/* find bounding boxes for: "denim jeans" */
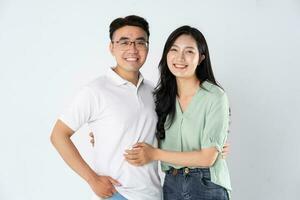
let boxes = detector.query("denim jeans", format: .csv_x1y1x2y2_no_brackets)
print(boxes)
163,168,229,200
105,192,127,200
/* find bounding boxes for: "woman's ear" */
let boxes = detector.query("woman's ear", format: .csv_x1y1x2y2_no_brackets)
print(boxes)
199,54,206,64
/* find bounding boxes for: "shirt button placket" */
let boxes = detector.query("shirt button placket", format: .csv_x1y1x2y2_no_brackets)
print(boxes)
180,116,184,151
134,86,141,109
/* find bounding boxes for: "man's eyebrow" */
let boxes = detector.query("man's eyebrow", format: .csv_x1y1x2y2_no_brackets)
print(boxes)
135,37,147,41
118,37,130,41
117,37,147,41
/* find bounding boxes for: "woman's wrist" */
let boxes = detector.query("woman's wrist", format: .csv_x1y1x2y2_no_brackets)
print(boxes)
152,148,162,161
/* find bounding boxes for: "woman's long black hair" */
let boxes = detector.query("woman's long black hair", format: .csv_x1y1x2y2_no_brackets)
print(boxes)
154,25,221,143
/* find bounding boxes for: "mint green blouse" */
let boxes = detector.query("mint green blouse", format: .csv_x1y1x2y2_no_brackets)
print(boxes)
160,81,232,195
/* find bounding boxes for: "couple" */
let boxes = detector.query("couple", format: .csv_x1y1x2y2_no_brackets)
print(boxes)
50,15,232,200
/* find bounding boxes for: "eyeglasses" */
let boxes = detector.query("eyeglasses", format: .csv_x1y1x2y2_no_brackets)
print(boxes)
112,39,149,51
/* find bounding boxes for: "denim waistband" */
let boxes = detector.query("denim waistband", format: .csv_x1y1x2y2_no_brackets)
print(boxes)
166,167,210,178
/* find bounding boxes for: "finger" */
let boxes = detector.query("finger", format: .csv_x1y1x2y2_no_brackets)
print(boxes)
113,187,117,193
223,146,230,151
221,150,228,156
105,188,114,196
108,177,122,186
101,176,114,184
124,154,139,160
222,147,229,153
222,145,229,153
135,142,146,147
125,156,141,164
222,151,228,156
125,149,140,155
126,159,140,166
132,143,142,148
104,192,113,198
133,160,143,166
99,194,108,199
222,148,228,153
223,143,230,148
100,191,112,199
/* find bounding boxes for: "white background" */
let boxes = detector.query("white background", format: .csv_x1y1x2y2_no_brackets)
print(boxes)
0,0,299,199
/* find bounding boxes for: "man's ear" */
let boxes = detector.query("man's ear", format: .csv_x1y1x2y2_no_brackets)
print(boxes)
199,54,205,64
109,42,114,55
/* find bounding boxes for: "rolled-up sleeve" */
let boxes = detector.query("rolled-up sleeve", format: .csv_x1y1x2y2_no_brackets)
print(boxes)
201,93,230,152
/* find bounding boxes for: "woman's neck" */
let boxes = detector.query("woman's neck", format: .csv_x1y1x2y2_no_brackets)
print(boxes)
176,77,200,98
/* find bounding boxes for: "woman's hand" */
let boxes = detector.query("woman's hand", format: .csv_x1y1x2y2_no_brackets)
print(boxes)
124,142,157,166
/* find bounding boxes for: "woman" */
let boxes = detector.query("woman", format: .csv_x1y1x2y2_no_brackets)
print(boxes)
124,26,231,200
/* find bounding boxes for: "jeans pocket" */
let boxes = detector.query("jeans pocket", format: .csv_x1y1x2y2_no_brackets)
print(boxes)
199,177,222,189
197,178,228,200
163,174,177,199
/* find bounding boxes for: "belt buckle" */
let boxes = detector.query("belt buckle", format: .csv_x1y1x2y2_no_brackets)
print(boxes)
184,167,189,174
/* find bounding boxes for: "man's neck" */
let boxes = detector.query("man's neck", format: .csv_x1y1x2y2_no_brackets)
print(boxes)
114,66,139,86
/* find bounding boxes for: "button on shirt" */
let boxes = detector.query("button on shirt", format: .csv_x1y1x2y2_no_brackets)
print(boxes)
59,68,162,200
160,81,232,196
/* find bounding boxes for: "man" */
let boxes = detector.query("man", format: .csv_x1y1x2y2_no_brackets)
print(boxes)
50,15,162,200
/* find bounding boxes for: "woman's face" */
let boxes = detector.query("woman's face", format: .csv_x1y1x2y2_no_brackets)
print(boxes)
167,34,202,79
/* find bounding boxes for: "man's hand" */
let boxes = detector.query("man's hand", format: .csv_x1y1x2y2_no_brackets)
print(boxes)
221,143,230,159
88,175,121,198
124,142,157,166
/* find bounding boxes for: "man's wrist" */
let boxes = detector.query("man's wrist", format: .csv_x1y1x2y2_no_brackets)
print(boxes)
86,171,98,185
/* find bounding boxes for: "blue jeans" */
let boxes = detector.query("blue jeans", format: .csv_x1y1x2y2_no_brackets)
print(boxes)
163,168,229,200
105,192,127,200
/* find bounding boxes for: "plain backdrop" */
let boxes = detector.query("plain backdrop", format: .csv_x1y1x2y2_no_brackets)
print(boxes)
0,0,299,199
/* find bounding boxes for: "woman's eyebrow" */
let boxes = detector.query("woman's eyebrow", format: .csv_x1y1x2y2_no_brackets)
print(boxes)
172,44,196,49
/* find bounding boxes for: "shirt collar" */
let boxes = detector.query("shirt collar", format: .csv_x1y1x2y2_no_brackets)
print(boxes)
106,67,144,87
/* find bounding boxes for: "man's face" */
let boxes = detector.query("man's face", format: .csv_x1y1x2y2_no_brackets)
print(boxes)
110,25,149,73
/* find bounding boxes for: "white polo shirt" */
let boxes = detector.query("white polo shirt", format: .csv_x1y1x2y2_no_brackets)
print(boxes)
59,67,162,200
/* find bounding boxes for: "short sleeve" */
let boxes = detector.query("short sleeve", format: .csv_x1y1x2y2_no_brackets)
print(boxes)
201,93,230,152
59,87,98,131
